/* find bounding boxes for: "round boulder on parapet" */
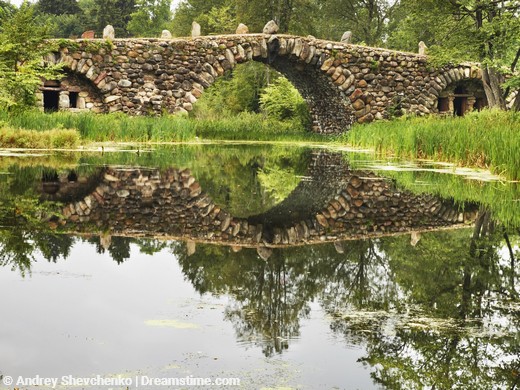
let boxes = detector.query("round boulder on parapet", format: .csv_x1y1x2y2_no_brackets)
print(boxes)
103,25,115,40
263,20,279,34
161,30,172,39
236,23,249,34
341,31,352,44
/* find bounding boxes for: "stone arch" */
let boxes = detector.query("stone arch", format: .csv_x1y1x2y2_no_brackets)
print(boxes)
253,37,354,133
182,36,354,134
39,49,107,113
37,74,105,113
434,66,486,116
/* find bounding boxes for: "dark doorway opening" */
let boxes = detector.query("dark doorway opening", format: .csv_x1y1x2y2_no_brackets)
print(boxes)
454,96,467,116
453,86,468,116
438,97,449,113
475,98,487,111
70,92,78,108
43,91,60,112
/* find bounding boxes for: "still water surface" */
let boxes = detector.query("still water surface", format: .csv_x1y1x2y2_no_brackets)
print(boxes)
0,144,518,389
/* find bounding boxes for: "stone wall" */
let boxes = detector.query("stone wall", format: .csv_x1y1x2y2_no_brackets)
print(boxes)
46,35,484,133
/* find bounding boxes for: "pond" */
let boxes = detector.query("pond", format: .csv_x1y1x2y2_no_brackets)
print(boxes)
0,144,519,389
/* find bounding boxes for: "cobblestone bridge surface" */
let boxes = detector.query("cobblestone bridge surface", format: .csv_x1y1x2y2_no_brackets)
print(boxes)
54,153,478,251
43,34,483,133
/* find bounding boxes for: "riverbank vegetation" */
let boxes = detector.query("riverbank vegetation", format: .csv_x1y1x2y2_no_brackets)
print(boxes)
0,59,317,146
0,108,316,146
346,110,520,180
0,1,518,171
0,126,79,149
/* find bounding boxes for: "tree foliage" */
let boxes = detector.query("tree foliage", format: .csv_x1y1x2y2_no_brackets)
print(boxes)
0,3,62,110
260,77,308,123
192,62,278,118
91,0,136,37
317,0,398,45
127,0,172,37
0,0,16,25
36,0,80,16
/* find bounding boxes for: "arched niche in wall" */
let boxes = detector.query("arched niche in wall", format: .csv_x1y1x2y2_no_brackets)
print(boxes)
437,79,487,116
38,72,105,113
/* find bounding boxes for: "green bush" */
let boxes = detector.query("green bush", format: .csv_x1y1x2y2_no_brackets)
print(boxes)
260,78,305,120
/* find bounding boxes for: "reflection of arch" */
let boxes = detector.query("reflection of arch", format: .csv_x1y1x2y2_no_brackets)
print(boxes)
436,73,487,116
248,152,351,226
38,169,104,202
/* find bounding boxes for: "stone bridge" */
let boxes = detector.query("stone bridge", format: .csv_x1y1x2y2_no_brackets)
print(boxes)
49,153,478,254
40,34,486,134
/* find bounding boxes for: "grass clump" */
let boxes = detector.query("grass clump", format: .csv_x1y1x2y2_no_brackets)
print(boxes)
0,110,197,143
0,126,80,149
0,109,320,144
344,109,520,180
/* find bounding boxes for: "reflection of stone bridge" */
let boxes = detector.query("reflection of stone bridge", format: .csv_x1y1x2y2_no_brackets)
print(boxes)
55,153,478,252
42,35,485,133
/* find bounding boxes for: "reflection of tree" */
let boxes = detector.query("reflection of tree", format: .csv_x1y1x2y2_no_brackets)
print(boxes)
174,241,391,356
34,233,75,262
0,197,69,275
223,250,312,357
194,146,309,218
174,243,338,356
86,236,134,264
137,239,168,255
0,165,74,274
108,237,133,264
322,217,520,389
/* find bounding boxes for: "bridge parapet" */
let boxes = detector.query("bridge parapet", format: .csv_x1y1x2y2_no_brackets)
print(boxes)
44,35,483,133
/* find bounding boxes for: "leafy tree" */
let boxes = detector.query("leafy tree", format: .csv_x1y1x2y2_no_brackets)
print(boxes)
36,0,80,15
170,0,319,36
0,0,16,25
387,0,520,111
201,5,237,35
37,13,86,38
313,0,398,45
0,2,62,110
234,0,319,34
193,62,279,119
169,0,228,36
76,0,98,32
92,0,136,37
127,0,172,37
